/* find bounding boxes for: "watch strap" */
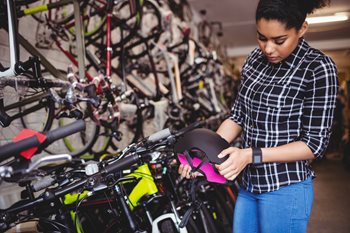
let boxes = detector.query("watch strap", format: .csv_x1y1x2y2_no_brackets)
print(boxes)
252,147,263,165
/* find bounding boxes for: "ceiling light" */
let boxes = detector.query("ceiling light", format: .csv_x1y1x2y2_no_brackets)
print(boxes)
306,13,349,24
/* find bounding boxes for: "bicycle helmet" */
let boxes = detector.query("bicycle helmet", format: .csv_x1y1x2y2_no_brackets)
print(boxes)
174,128,229,184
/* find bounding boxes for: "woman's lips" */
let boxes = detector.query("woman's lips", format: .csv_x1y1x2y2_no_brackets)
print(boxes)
267,56,279,62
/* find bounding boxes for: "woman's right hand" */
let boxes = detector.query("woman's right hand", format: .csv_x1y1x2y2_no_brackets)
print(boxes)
178,164,198,179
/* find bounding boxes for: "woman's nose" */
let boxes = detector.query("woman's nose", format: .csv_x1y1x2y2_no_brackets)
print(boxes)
264,41,275,55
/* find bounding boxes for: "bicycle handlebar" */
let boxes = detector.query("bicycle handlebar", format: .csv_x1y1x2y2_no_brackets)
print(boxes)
0,137,41,162
102,154,140,174
0,153,141,216
32,177,56,192
0,123,201,220
44,119,85,146
147,128,171,144
0,120,85,162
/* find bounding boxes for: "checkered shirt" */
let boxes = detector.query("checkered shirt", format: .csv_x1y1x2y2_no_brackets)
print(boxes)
230,38,339,193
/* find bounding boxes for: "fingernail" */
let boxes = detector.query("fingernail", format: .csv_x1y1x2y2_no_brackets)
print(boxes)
218,153,223,158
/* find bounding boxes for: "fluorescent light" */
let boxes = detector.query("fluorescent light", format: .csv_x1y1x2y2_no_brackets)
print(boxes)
306,13,349,24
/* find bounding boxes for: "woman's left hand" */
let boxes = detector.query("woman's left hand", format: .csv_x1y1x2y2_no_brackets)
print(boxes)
215,147,252,181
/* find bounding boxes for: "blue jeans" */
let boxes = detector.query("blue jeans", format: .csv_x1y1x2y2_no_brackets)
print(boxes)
233,177,314,233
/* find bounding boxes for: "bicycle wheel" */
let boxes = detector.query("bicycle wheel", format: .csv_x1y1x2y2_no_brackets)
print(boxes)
26,0,77,25
210,187,234,233
18,72,67,131
0,74,56,146
199,203,220,233
186,217,201,233
48,107,111,158
27,0,106,38
158,218,178,233
110,0,162,59
66,0,106,38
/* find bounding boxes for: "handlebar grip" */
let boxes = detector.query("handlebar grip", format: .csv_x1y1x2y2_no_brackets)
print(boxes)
32,177,55,192
103,154,140,174
0,136,40,162
45,120,85,145
147,128,171,143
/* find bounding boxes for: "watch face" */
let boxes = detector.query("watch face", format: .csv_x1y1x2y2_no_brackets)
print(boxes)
254,155,262,164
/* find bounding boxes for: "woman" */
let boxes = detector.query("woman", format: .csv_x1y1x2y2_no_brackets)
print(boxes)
179,0,338,232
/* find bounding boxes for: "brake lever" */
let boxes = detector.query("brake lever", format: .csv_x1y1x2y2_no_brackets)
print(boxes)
25,154,72,173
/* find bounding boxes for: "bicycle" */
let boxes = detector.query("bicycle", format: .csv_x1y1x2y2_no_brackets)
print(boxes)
1,0,141,156
0,0,87,149
0,126,172,232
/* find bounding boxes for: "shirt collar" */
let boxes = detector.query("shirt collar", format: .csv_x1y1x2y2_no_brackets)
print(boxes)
259,38,310,69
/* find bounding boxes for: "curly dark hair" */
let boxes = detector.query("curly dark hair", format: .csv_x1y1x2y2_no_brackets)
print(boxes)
256,0,331,30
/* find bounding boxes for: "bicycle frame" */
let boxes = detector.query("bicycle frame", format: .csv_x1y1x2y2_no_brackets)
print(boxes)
64,190,90,233
125,162,189,233
57,163,159,232
9,0,94,82
126,163,159,209
1,0,25,78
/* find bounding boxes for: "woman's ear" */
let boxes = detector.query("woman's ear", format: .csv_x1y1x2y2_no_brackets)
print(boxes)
298,21,308,38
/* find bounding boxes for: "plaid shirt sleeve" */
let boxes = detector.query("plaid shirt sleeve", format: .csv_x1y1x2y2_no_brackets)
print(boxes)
230,80,244,126
300,56,338,159
229,58,250,127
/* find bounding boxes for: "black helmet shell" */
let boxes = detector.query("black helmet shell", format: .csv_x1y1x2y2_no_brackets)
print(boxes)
174,128,229,164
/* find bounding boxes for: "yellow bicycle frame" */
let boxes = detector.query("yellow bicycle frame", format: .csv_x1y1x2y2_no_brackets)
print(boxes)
63,190,89,233
62,162,158,233
126,163,159,210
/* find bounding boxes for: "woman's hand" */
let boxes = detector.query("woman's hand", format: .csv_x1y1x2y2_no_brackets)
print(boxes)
178,164,198,179
216,147,252,181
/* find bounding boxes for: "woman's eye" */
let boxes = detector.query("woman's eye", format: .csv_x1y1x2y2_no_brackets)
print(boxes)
258,37,267,42
275,40,285,45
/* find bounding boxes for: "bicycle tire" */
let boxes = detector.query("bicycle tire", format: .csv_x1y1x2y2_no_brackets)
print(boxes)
186,217,201,233
55,112,109,158
66,1,107,38
196,203,219,233
210,187,233,233
0,74,56,146
158,218,178,233
110,0,162,59
18,71,69,128
27,0,105,38
18,88,55,130
25,0,79,25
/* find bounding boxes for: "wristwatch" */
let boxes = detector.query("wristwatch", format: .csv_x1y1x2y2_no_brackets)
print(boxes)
252,147,263,165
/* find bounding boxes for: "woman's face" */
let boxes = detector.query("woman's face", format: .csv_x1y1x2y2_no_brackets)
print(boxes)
256,18,307,64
